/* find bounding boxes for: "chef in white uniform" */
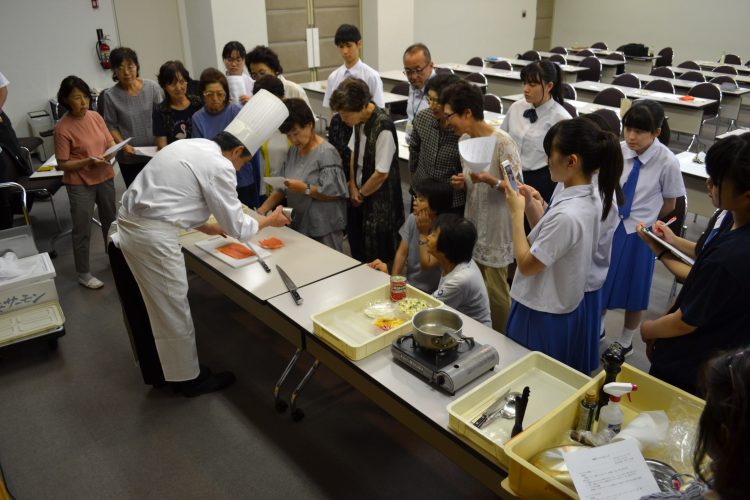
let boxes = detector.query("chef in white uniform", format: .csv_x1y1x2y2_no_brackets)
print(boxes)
117,90,290,397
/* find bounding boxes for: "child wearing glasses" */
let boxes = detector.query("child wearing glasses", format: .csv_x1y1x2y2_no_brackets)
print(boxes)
641,133,750,395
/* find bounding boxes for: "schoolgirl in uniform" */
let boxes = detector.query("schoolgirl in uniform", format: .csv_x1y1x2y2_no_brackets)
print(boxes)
500,60,571,202
601,100,686,356
503,117,623,373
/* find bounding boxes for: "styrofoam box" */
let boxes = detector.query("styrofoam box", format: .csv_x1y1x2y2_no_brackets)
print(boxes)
0,301,65,347
0,278,58,315
0,252,56,291
504,363,705,499
311,283,443,360
447,352,591,469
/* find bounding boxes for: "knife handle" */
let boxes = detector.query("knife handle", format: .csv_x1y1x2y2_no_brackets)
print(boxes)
290,289,304,305
258,259,271,273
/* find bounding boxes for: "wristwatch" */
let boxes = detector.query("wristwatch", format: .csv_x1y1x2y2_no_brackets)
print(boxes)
304,183,312,196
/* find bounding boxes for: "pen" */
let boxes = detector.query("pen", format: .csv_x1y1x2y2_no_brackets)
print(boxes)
641,216,677,231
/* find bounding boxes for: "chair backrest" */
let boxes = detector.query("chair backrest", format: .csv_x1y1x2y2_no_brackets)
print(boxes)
724,54,742,65
561,82,577,100
650,66,675,78
590,108,622,135
482,93,503,114
591,42,608,50
605,52,626,62
644,79,675,94
578,56,602,82
611,73,641,88
435,67,454,76
519,50,541,61
592,87,626,107
655,47,673,67
388,82,409,118
662,195,687,236
391,82,409,96
709,75,738,89
466,57,484,67
492,60,513,71
464,72,488,93
680,70,706,82
549,54,567,65
677,60,700,70
714,65,738,75
550,46,568,55
687,82,721,118
577,49,595,57
562,101,578,118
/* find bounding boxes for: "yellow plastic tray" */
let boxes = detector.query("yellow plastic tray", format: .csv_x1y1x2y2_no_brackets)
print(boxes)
504,363,705,499
0,301,65,347
447,352,591,469
311,283,442,360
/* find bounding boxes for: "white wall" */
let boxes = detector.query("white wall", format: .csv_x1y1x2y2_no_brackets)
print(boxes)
552,0,750,61
362,0,415,71
413,0,536,66
183,0,217,74
210,0,269,65
0,0,120,131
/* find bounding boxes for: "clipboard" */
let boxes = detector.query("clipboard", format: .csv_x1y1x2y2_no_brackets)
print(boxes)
641,227,695,266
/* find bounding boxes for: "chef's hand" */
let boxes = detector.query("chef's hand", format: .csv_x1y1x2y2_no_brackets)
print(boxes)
284,179,306,193
260,205,290,229
239,94,251,105
123,144,136,156
197,222,227,237
368,259,388,273
450,173,466,191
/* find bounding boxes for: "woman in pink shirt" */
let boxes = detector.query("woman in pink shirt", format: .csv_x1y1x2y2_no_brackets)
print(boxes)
53,76,117,289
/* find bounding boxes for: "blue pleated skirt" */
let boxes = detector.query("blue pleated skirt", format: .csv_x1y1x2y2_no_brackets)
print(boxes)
601,222,655,311
506,299,596,375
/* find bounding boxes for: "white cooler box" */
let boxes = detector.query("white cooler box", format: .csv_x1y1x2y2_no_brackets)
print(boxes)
0,252,58,314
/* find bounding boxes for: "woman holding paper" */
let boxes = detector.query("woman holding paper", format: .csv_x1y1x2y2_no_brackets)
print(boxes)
256,98,347,251
53,75,117,289
100,47,163,187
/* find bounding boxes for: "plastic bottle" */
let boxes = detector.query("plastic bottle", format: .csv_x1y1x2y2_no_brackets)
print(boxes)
598,382,638,434
597,343,625,418
575,389,598,432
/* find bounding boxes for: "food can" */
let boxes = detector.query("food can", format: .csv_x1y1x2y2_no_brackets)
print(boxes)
390,275,407,301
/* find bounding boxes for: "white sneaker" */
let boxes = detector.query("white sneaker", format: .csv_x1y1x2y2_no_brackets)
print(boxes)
78,274,104,289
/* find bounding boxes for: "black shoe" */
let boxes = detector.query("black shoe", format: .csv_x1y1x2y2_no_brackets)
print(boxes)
610,341,633,357
174,366,236,397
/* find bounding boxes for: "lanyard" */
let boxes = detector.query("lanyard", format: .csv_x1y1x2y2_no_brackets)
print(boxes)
410,91,425,121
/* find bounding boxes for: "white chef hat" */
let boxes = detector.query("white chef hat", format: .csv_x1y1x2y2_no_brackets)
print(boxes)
224,89,289,153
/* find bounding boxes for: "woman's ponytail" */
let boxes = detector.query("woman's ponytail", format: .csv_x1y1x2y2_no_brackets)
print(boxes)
595,130,624,220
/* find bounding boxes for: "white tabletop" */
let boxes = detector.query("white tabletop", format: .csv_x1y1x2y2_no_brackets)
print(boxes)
694,60,750,74
502,94,621,116
181,220,360,302
379,69,409,83
668,66,750,85
269,264,532,428
571,81,717,109
483,57,587,74
716,127,750,140
677,151,709,179
300,80,408,105
438,63,523,81
538,51,623,67
630,73,750,97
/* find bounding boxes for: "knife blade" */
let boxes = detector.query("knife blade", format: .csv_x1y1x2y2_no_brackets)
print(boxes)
245,241,270,273
511,386,530,438
473,388,510,428
276,265,303,305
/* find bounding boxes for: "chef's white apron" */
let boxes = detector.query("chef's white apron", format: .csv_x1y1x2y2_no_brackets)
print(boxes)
117,208,200,381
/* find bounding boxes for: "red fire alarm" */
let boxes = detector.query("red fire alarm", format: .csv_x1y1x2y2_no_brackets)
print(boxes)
92,0,99,9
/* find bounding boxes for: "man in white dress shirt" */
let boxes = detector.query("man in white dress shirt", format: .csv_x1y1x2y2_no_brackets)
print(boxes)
117,91,290,397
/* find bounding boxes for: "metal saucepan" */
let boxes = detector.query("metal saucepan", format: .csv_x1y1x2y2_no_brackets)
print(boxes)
412,308,466,350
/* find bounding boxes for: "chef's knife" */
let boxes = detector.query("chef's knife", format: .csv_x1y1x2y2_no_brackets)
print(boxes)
473,388,510,428
511,386,530,438
276,265,303,305
245,241,270,273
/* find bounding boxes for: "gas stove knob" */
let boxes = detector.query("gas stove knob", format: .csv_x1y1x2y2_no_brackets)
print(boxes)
436,374,446,386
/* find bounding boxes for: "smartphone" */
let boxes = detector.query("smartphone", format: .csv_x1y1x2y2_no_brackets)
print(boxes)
502,160,519,191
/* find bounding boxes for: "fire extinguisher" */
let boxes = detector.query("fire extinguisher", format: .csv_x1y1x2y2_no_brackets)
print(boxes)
96,29,111,70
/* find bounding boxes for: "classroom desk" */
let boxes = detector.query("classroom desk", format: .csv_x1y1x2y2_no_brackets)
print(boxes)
268,264,531,496
438,63,525,97
379,69,409,92
538,51,622,83
180,223,360,347
676,151,714,218
716,127,750,139
624,56,658,75
499,93,620,117
694,60,750,75
631,73,750,128
299,80,408,119
484,56,588,79
570,81,716,136
668,66,750,87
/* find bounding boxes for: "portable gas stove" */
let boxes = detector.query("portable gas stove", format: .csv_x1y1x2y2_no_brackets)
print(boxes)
391,333,499,394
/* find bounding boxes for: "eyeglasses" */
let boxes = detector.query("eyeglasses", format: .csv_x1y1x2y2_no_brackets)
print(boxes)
443,111,457,120
224,57,243,64
203,91,226,100
403,66,428,76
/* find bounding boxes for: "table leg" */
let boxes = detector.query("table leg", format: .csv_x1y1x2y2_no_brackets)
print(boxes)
289,358,321,421
274,347,304,413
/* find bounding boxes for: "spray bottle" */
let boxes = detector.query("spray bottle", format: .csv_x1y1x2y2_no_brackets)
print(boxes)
597,343,625,418
598,382,638,434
